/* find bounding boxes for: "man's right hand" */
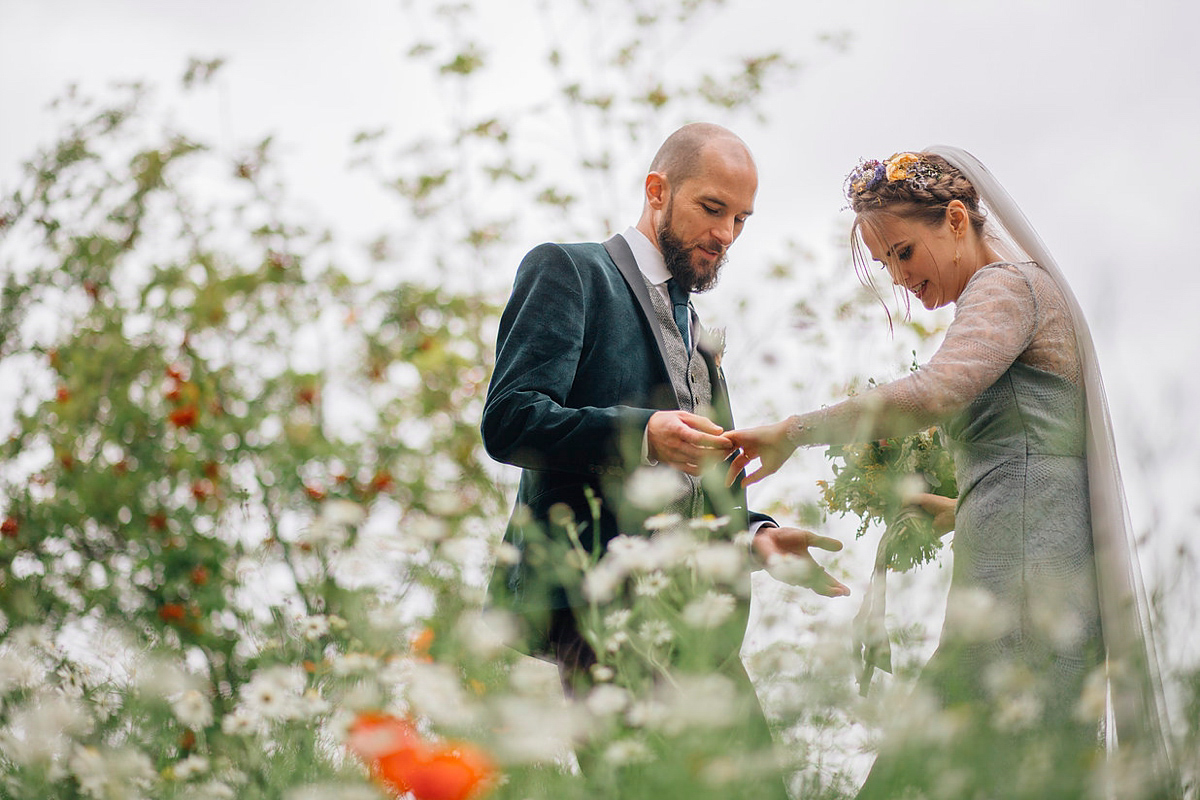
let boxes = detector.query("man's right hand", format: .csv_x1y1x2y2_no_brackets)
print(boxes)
646,410,734,476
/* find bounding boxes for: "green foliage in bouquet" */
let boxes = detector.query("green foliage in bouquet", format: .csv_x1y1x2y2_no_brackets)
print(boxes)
817,427,957,572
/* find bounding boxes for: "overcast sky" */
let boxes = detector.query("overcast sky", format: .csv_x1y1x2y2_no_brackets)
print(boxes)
3,0,1198,680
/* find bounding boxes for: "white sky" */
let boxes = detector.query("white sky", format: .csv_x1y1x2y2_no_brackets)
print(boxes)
3,0,1198,701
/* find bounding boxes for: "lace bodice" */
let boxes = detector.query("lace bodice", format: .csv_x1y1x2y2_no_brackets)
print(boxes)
794,262,1081,444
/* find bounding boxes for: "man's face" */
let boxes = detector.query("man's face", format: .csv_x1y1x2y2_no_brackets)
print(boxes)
654,144,757,293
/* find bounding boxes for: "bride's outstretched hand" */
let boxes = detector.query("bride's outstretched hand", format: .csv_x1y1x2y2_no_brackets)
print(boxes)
724,418,797,487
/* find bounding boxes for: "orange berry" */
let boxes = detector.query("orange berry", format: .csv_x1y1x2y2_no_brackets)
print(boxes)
169,405,198,428
370,469,394,493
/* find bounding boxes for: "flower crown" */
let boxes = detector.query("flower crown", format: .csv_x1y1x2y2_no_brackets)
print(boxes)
845,152,942,197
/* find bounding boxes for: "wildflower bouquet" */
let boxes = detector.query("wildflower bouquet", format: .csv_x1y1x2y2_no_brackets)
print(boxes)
817,427,957,572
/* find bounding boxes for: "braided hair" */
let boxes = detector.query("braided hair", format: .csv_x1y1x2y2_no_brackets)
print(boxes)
847,153,986,232
845,152,989,322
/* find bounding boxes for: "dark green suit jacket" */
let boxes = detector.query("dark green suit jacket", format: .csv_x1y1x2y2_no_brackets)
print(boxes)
482,235,769,643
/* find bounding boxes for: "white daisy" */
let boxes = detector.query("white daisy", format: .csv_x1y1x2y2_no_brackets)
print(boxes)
603,609,632,630
681,591,737,629
298,615,330,641
634,571,670,597
221,709,259,736
171,689,213,729
321,499,365,527
586,684,631,717
173,754,210,781
637,620,673,647
624,466,687,510
643,512,683,531
691,542,746,583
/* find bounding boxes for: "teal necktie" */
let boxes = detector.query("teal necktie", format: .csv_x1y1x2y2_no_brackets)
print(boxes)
666,278,691,351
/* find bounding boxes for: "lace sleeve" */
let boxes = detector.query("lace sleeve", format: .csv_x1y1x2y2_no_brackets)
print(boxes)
790,264,1039,445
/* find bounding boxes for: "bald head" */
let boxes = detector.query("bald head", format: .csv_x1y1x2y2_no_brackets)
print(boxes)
636,123,757,293
648,123,754,190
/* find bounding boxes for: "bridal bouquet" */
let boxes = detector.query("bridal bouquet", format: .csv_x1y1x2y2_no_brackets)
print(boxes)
817,427,957,571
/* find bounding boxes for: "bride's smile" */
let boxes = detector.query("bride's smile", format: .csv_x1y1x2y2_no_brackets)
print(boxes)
857,200,999,312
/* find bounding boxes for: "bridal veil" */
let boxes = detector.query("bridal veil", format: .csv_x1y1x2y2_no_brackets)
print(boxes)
926,145,1176,791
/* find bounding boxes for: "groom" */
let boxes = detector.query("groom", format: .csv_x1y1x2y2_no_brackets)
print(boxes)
482,123,847,687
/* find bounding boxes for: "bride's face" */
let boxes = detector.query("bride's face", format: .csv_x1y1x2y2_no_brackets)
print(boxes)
859,211,966,310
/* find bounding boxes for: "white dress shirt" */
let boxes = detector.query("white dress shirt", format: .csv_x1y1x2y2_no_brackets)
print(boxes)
621,226,692,343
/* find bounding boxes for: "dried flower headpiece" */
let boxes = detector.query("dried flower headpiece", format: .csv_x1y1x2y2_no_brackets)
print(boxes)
845,152,942,197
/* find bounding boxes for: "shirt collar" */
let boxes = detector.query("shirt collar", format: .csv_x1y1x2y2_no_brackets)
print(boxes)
621,226,672,286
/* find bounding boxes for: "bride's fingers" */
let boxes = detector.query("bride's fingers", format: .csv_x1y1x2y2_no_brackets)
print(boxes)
742,465,768,486
724,450,753,486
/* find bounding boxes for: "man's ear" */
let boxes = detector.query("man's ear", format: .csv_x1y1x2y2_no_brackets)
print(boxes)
645,171,669,210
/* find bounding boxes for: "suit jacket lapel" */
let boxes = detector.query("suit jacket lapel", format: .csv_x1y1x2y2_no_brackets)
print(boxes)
697,341,734,430
603,235,673,376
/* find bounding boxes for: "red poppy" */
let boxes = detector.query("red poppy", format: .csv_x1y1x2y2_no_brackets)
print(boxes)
348,713,423,768
401,743,494,800
348,713,495,800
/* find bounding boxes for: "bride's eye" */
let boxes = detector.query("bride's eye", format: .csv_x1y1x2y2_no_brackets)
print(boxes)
897,245,914,261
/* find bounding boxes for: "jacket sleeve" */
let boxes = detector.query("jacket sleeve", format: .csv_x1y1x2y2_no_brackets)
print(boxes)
482,243,655,474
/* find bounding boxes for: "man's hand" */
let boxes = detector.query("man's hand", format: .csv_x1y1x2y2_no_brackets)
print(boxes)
646,410,734,476
752,526,850,597
724,418,797,487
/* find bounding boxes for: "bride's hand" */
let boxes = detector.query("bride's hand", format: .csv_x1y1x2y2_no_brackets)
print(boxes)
907,492,956,536
724,418,797,487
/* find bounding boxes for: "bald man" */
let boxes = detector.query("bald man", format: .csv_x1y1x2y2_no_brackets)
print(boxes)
482,124,845,791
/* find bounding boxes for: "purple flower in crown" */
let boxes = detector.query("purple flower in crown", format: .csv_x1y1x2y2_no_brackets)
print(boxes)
846,152,942,200
868,162,886,190
846,159,885,196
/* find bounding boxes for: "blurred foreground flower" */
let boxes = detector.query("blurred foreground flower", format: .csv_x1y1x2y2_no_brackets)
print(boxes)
347,712,497,800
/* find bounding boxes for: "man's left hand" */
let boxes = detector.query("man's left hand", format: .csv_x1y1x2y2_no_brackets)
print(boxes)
752,526,850,597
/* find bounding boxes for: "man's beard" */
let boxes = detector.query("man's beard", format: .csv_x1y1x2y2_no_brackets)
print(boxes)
656,202,726,293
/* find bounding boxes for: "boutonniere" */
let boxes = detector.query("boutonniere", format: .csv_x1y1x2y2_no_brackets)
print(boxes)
698,325,726,369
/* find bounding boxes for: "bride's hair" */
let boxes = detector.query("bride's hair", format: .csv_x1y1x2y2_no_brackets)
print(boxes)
848,152,987,233
845,152,990,324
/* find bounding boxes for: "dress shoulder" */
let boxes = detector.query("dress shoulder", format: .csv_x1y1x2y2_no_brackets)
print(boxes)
959,261,1080,385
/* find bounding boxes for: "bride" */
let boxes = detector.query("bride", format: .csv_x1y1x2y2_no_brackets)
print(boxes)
726,148,1176,798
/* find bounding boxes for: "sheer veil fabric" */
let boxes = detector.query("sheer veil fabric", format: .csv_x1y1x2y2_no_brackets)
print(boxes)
926,146,1176,789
